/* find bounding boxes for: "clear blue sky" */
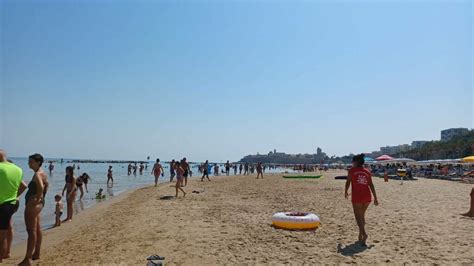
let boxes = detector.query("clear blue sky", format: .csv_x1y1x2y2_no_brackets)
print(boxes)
1,0,472,161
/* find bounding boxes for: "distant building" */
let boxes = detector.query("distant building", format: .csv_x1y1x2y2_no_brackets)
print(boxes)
316,147,322,155
411,141,429,149
441,128,469,141
380,144,410,155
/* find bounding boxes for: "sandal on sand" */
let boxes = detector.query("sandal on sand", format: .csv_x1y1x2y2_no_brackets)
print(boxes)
147,255,165,266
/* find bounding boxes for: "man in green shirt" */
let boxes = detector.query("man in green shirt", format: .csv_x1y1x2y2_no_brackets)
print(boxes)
0,150,26,262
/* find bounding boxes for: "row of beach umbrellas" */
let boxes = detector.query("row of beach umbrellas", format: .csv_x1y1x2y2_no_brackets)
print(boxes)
364,155,474,164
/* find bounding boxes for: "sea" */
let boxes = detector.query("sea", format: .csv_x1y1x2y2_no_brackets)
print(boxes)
7,157,292,244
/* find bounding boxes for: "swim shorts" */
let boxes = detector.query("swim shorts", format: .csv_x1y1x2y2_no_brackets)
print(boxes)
0,202,16,230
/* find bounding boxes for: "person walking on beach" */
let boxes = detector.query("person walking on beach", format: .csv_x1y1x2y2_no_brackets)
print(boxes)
76,173,90,200
244,163,249,175
256,162,264,179
214,164,219,176
239,164,243,175
19,154,49,266
62,166,76,222
54,195,63,227
107,166,113,185
201,160,211,182
175,162,186,198
233,164,237,175
181,158,190,186
170,160,176,182
461,188,474,217
0,150,26,263
151,159,164,187
345,154,378,246
225,161,231,176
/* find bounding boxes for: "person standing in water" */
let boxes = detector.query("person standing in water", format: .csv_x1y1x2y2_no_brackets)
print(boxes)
127,163,132,176
133,163,137,175
107,166,113,185
139,163,144,175
19,154,49,266
345,154,378,246
233,164,237,175
201,160,211,182
175,161,186,198
61,166,76,222
151,159,164,187
0,150,26,263
76,173,90,200
256,162,264,179
47,162,54,175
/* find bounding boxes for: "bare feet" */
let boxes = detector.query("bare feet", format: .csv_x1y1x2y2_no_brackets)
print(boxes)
360,233,368,246
18,258,32,266
461,212,474,217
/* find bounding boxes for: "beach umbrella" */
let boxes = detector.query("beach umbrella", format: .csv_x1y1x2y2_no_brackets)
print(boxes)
376,155,394,161
364,156,375,162
461,156,474,163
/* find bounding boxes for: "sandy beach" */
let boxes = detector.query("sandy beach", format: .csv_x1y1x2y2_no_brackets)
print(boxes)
6,171,473,265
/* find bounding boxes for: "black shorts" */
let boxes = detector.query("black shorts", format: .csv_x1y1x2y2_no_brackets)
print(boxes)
203,170,208,175
184,170,189,178
0,203,16,230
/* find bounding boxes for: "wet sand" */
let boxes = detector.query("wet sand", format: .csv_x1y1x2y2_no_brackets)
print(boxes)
7,171,474,265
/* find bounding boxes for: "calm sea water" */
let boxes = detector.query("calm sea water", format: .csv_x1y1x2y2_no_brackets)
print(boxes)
8,157,292,243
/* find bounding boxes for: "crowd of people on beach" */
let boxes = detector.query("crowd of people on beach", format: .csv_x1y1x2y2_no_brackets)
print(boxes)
0,149,472,265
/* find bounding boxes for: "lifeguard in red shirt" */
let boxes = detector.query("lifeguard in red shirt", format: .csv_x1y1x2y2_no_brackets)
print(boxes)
345,154,379,246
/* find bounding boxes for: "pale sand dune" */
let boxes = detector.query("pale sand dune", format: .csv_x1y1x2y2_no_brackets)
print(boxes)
7,171,474,265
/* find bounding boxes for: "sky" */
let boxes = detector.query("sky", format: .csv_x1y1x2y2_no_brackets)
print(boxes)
0,0,472,161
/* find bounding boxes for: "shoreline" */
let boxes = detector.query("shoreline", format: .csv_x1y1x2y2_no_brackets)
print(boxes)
6,171,474,264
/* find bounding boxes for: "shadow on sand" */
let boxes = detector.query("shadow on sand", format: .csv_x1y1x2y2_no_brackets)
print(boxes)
337,242,374,256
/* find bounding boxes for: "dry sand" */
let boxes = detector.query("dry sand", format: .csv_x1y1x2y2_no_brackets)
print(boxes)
6,171,474,265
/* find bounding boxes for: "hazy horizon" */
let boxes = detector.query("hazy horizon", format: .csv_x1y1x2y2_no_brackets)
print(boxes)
1,1,472,162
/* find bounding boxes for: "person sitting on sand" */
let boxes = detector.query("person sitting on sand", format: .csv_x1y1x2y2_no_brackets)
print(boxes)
256,162,263,179
175,162,186,198
151,159,164,187
461,188,474,217
345,154,379,246
54,195,63,227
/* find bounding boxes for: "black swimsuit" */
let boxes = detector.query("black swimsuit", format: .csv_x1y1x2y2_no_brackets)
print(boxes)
25,179,47,206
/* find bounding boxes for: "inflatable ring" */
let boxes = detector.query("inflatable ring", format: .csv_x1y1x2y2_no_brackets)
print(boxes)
272,212,321,230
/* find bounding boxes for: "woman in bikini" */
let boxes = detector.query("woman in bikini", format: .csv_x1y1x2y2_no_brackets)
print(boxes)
345,154,378,246
107,166,113,185
175,162,186,198
19,154,48,266
61,166,76,222
76,173,90,200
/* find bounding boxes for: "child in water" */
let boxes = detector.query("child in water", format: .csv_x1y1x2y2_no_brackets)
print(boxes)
54,195,63,227
345,154,379,246
96,188,105,199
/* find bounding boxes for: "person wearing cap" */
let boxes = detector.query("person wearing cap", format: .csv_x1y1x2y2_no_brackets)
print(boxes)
0,150,26,262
